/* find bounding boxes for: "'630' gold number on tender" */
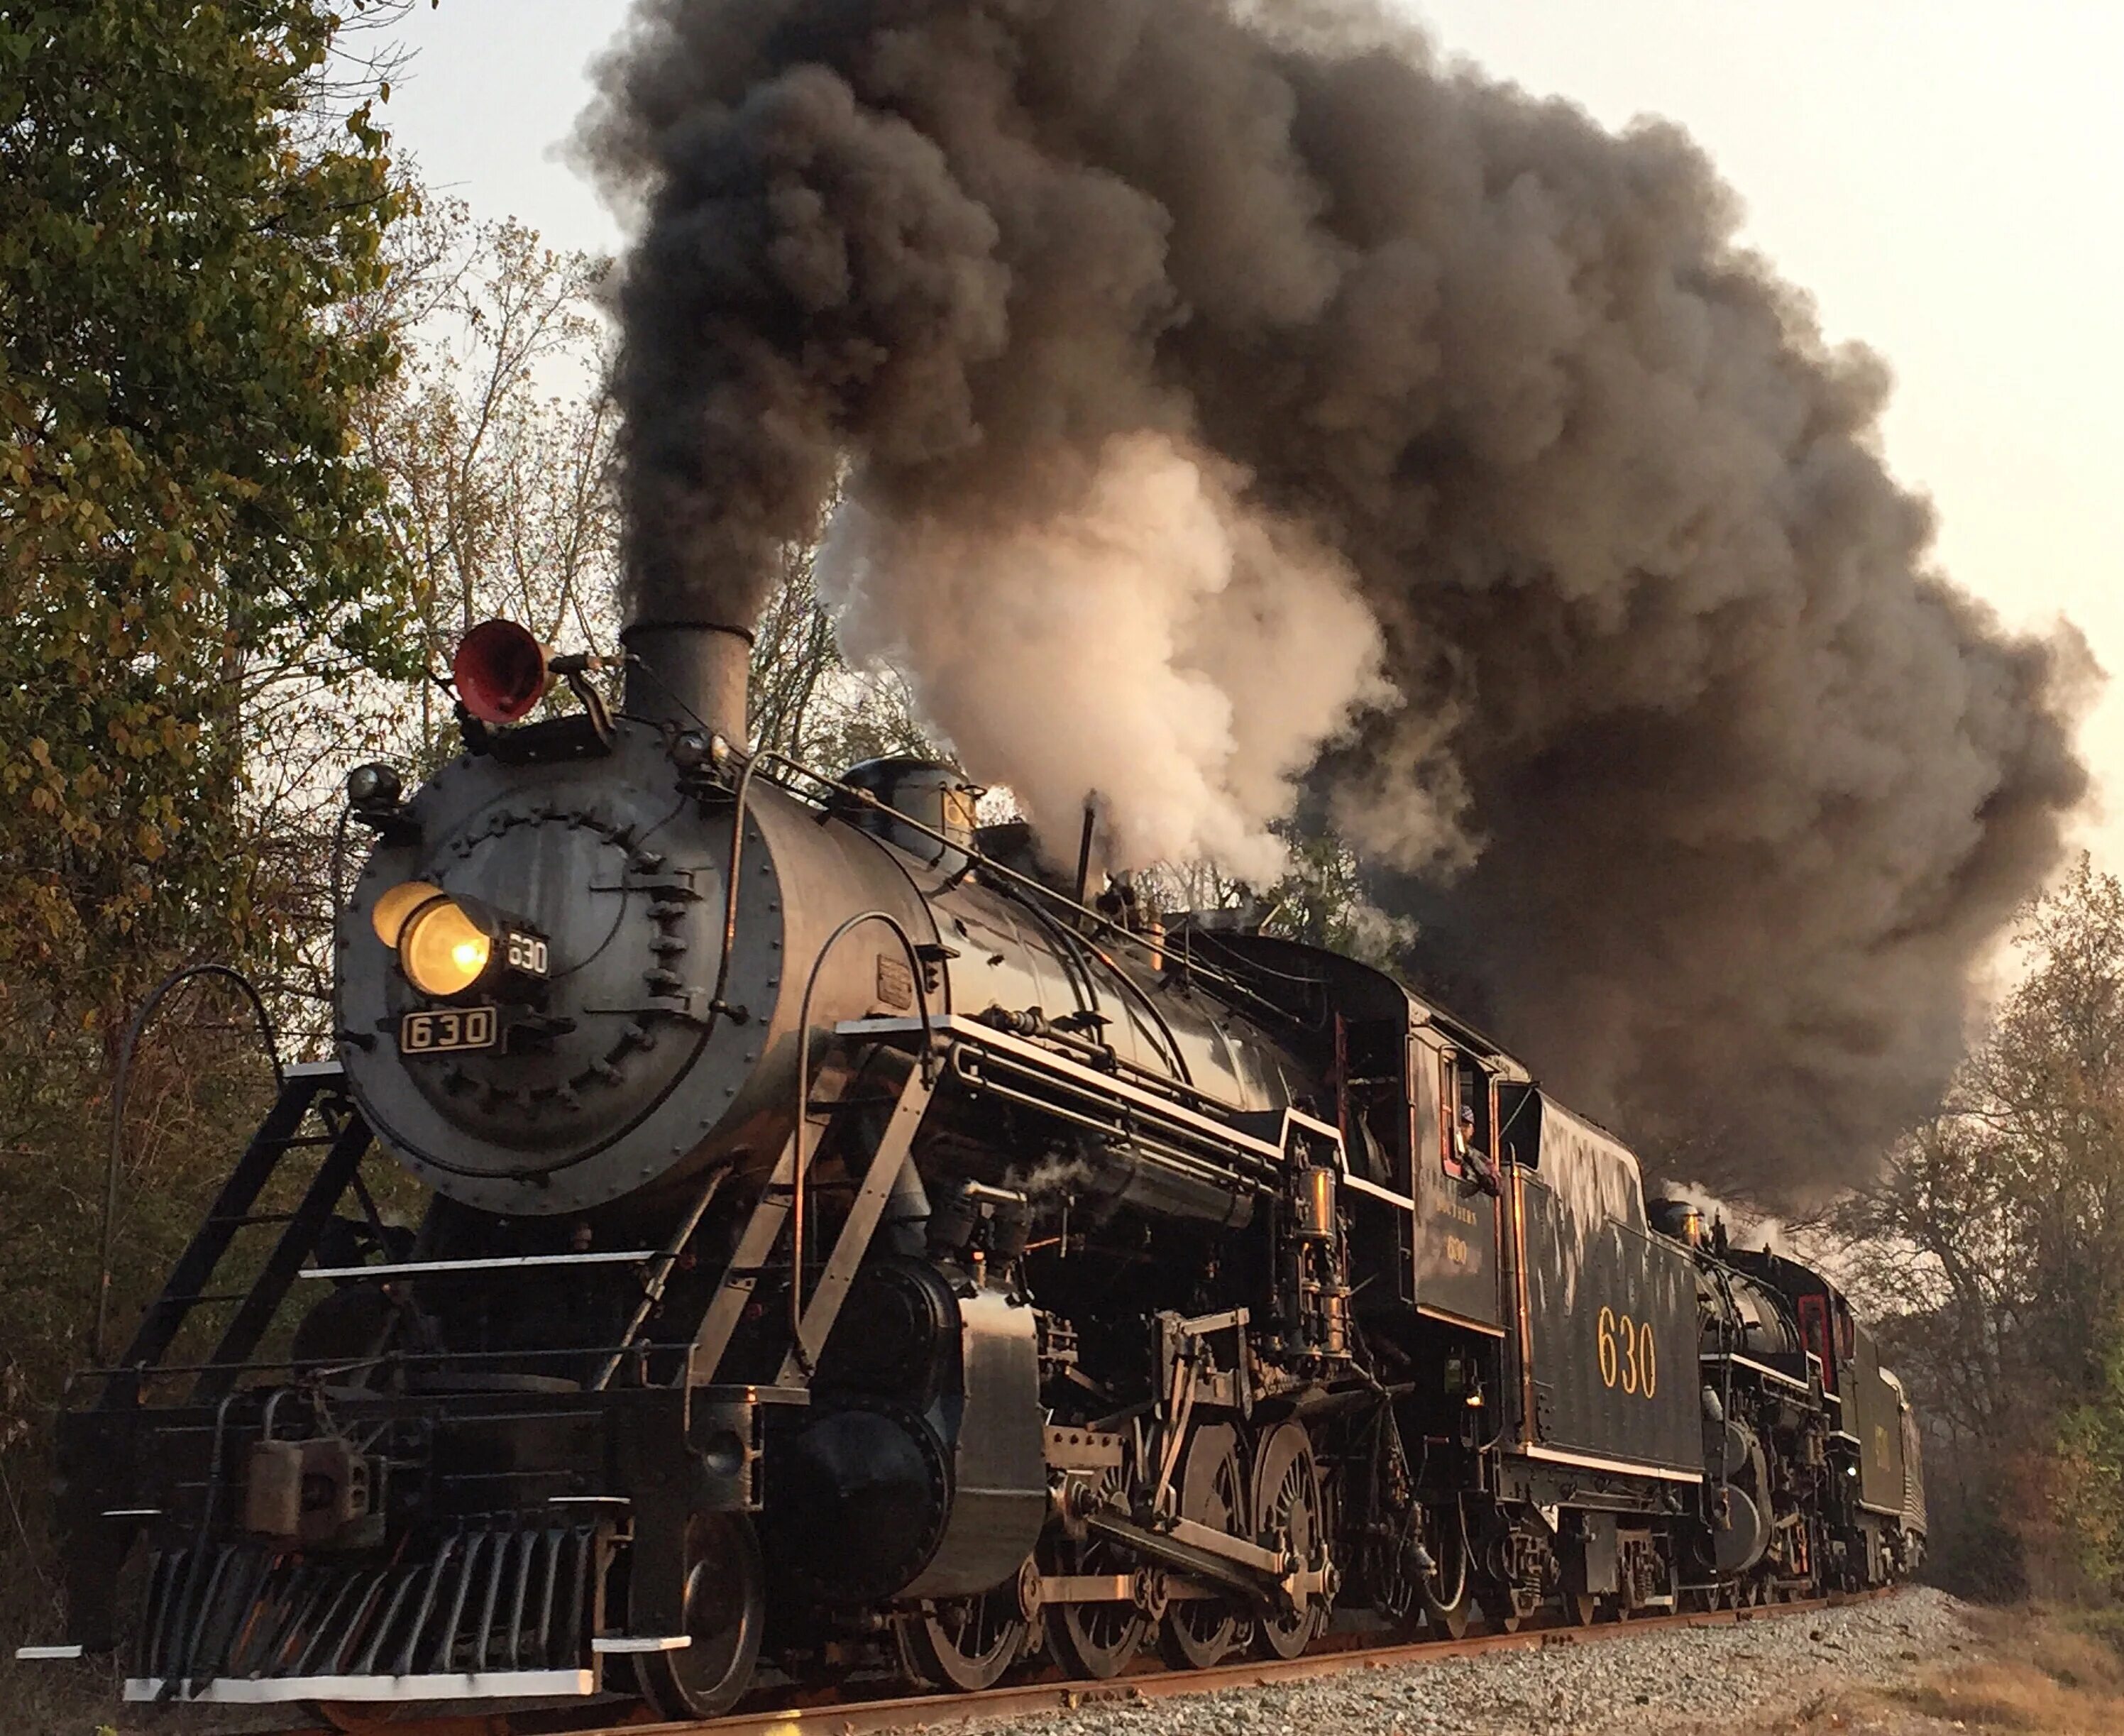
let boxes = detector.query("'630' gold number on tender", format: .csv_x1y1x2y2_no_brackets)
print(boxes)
1596,1306,1658,1398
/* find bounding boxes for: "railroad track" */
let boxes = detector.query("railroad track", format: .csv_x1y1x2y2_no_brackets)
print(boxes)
290,1588,1896,1736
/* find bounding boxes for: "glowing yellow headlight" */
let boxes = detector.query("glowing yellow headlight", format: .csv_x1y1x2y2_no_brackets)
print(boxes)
400,899,494,997
371,879,444,947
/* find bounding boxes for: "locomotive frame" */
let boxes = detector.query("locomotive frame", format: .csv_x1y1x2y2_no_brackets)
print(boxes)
22,619,1925,1716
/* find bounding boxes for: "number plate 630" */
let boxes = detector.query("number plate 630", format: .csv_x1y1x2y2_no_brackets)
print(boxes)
400,1006,498,1054
504,933,549,974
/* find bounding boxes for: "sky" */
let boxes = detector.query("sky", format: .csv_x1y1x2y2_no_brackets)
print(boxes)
378,0,2124,869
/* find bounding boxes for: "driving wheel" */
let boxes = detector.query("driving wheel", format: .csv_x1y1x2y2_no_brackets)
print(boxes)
1043,1455,1148,1680
1420,1503,1472,1639
1160,1423,1245,1670
1250,1421,1326,1660
1041,1530,1148,1678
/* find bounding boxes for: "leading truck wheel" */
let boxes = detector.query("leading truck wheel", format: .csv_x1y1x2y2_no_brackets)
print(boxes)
897,1585,1028,1691
634,1513,766,1719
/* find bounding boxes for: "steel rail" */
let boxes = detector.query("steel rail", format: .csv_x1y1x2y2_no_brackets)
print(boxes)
280,1586,1899,1736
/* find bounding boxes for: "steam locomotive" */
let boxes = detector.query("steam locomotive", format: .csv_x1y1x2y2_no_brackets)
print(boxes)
24,619,1925,1719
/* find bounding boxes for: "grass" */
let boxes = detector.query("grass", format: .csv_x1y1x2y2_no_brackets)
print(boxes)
1,1580,282,1736
0,1646,317,1736
1894,1615,2124,1725
1765,1603,2124,1736
1886,1606,2124,1734
0,1646,130,1736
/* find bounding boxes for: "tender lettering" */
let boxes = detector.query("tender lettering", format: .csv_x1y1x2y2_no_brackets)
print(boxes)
1596,1306,1659,1400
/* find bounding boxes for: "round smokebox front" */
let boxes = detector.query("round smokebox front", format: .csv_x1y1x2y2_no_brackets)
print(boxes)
335,736,783,1215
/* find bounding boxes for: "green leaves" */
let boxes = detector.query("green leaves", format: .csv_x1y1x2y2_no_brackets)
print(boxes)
0,0,414,1006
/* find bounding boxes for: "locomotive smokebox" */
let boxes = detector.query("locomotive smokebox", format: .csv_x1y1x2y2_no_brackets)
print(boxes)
621,618,752,745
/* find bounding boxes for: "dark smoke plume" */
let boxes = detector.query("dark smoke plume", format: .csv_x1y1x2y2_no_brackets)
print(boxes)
585,0,2092,1199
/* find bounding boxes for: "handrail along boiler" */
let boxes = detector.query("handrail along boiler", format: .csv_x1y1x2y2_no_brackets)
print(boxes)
28,618,1926,1714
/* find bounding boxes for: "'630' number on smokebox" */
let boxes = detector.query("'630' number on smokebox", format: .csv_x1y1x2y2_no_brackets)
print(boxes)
400,1006,497,1054
504,933,549,974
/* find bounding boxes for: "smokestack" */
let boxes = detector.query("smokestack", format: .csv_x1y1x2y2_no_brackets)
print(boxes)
620,620,752,745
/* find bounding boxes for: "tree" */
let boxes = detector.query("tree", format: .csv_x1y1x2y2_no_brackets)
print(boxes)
0,3,417,1681
1828,857,2124,1597
0,0,417,1029
349,204,617,771
749,534,941,771
2057,1341,2124,1600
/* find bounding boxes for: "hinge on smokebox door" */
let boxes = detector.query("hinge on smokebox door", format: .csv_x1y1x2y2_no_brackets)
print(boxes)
584,862,717,1023
582,983,713,1025
588,863,708,899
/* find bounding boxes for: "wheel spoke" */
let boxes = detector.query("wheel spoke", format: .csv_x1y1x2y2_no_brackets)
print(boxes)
1161,1424,1243,1670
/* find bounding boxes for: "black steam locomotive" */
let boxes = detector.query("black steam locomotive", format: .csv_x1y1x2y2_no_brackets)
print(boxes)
23,620,1925,1719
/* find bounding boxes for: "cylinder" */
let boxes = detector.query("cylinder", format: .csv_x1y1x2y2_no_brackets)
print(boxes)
620,620,752,744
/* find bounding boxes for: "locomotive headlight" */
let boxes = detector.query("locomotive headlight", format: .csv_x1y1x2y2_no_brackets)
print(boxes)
402,899,494,997
392,894,550,1002
371,880,444,947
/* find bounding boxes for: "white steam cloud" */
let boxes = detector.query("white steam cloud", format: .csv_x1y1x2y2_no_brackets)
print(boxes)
820,432,1391,880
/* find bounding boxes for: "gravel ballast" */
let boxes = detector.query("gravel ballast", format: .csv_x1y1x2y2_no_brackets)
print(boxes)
969,1590,1970,1736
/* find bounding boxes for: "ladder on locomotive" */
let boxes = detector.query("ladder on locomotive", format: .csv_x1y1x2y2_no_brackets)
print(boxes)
103,1036,938,1403
688,1031,937,1390
101,1061,374,1410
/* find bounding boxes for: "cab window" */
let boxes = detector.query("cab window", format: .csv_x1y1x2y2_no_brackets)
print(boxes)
1497,1082,1539,1168
1439,1051,1492,1176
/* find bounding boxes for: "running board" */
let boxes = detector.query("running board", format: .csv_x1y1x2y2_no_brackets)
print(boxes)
842,1013,1285,1192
